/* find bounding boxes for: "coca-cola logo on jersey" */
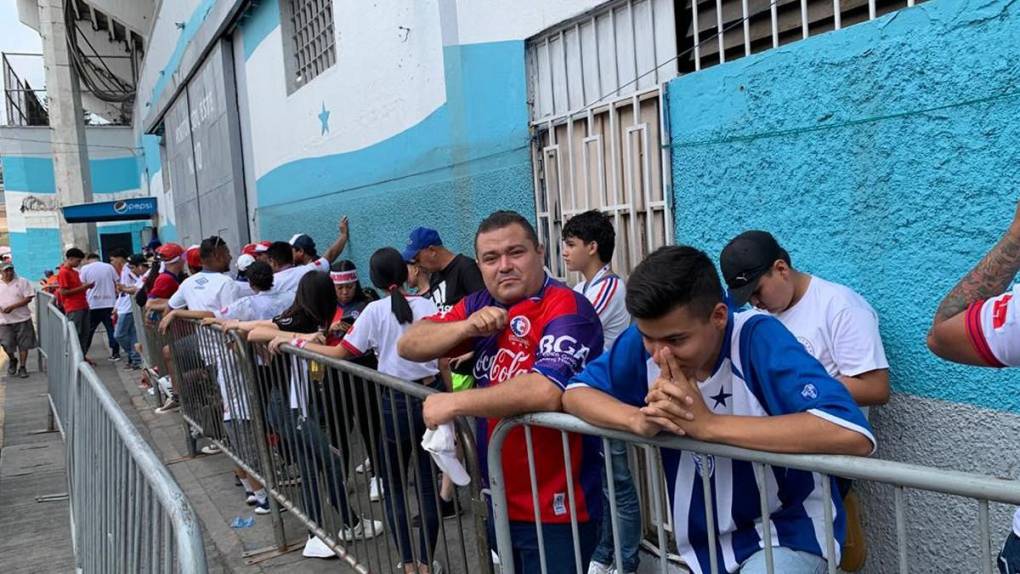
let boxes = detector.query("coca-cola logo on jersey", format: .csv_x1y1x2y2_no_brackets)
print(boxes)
474,348,532,383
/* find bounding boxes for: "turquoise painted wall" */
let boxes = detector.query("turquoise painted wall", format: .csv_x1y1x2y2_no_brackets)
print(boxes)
253,40,535,273
1,154,148,282
666,0,1020,413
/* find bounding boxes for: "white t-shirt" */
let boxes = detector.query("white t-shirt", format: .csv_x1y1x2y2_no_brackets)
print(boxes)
774,276,888,378
773,275,888,417
964,284,1020,534
573,264,630,349
212,289,293,422
342,295,440,381
273,258,329,294
168,271,241,312
115,267,140,314
79,261,119,309
213,289,294,322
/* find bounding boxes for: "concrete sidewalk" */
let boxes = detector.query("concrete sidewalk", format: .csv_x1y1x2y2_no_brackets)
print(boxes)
0,358,75,573
87,346,359,573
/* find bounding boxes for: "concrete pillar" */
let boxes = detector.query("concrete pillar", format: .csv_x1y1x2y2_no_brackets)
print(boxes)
37,0,97,253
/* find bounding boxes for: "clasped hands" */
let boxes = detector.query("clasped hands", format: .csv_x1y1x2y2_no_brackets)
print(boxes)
631,347,714,440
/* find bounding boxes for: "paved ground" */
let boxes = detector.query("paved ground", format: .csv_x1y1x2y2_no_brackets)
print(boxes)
0,357,76,574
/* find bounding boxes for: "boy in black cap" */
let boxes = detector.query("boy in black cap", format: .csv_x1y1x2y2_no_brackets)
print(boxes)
720,230,889,571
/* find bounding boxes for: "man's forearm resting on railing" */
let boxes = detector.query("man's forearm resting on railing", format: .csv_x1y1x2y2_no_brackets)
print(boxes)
422,372,563,429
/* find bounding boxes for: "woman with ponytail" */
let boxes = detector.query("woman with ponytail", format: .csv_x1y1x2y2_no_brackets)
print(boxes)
275,247,443,574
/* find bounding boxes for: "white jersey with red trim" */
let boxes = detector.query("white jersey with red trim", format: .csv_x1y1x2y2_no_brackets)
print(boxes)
964,283,1020,534
574,264,629,349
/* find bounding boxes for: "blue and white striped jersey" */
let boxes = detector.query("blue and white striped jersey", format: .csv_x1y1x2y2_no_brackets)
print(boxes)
573,264,629,349
567,309,876,573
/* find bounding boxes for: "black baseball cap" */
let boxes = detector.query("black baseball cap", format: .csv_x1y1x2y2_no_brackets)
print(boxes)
720,231,785,306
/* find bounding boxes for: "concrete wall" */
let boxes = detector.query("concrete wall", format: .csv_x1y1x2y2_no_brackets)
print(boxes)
0,126,150,282
232,0,601,272
665,0,1020,571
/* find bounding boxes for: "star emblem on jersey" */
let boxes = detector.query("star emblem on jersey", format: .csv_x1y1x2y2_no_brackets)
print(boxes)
709,387,732,408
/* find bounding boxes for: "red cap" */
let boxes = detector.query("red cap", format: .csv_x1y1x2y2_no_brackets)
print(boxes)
156,243,185,263
242,241,271,256
186,245,202,269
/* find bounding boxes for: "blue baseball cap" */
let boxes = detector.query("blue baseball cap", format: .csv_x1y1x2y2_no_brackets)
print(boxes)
402,227,442,262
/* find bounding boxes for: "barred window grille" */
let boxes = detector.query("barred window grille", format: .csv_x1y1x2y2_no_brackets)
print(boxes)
281,0,337,92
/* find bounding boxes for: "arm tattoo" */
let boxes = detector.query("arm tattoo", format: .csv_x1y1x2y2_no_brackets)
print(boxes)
933,233,1020,325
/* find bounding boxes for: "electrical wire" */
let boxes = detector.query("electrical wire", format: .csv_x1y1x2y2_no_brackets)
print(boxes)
63,0,135,105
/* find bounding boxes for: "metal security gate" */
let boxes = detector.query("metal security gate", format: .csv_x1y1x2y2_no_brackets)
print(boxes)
160,39,250,251
527,0,676,280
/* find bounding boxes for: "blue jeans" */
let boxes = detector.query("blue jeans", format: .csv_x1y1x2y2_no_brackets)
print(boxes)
113,312,141,366
507,520,598,574
379,385,441,566
591,439,641,572
740,547,827,573
1000,531,1020,573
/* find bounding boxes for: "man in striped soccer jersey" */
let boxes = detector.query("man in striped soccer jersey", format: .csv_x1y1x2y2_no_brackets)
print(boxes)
399,210,605,573
561,209,638,574
927,201,1020,573
564,246,875,574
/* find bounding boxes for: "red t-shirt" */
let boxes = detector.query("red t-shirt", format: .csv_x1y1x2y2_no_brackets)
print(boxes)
57,264,88,312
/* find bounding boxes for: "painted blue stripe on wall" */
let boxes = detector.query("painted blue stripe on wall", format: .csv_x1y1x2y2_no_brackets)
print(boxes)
256,41,529,207
2,156,56,193
9,228,62,284
241,0,280,59
0,155,140,194
141,134,162,181
146,0,216,108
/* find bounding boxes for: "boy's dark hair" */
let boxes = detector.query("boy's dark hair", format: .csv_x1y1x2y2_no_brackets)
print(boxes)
85,252,100,261
475,210,539,251
66,248,85,259
266,241,294,266
199,236,227,261
109,247,130,259
561,210,616,263
246,261,274,292
626,245,723,320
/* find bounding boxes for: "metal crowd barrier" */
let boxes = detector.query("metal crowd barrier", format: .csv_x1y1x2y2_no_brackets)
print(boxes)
36,291,208,573
163,318,493,573
487,412,1020,574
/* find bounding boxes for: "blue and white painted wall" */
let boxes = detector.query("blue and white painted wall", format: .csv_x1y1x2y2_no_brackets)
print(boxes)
665,0,1020,570
0,126,151,282
232,0,600,270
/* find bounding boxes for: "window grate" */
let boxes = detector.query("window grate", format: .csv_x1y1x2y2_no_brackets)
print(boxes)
282,0,336,92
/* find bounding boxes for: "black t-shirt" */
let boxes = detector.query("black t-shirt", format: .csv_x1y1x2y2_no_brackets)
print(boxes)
426,254,485,374
427,254,484,317
273,309,321,333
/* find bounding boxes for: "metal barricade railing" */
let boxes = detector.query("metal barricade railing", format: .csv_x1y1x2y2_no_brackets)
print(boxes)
487,412,1020,574
163,318,493,573
36,291,208,573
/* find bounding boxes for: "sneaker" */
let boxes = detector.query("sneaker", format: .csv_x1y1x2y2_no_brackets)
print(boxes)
587,561,613,574
302,534,336,559
245,491,257,505
356,458,372,474
154,397,180,414
7,357,17,375
253,497,287,515
411,498,459,527
17,367,29,379
200,444,221,455
109,355,121,362
369,476,384,502
234,476,243,487
340,517,384,542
